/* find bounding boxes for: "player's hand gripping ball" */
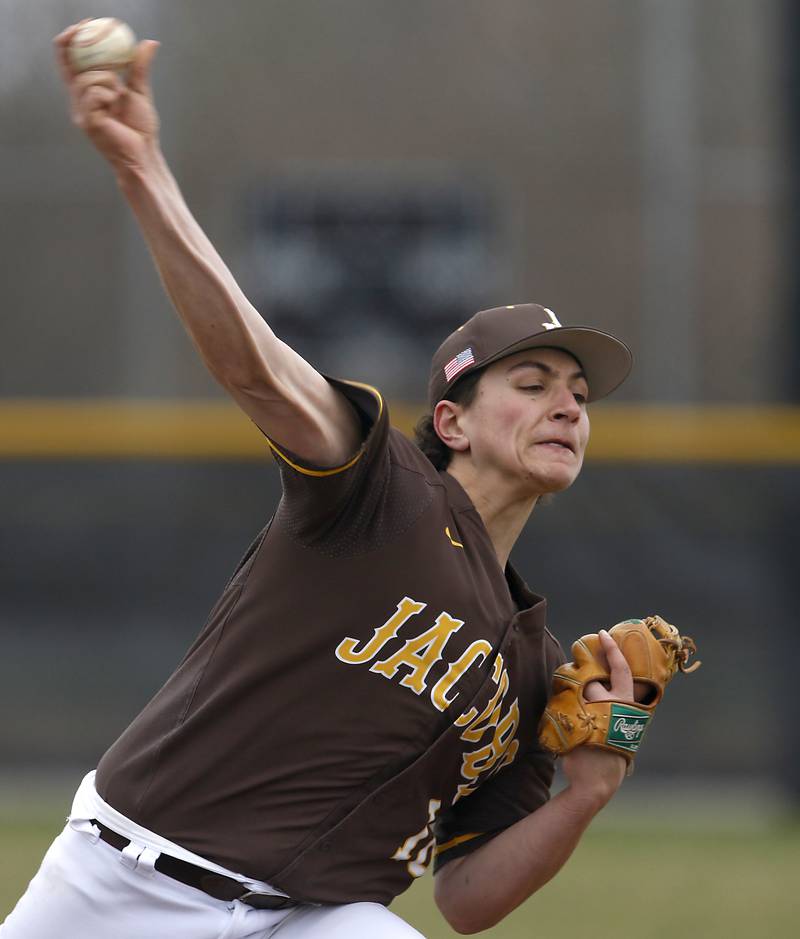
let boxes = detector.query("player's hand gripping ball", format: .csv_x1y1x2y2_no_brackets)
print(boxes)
539,616,700,764
67,18,136,72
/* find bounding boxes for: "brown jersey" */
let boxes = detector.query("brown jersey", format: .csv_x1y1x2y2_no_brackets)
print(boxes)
96,378,565,905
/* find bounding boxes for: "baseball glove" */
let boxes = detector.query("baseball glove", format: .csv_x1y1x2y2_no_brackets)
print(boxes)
538,616,699,763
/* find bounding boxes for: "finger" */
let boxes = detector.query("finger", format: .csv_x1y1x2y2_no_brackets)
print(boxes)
68,70,124,125
74,87,122,128
127,41,159,94
583,679,607,703
53,20,93,83
72,78,122,122
599,629,634,700
82,86,120,112
72,70,125,95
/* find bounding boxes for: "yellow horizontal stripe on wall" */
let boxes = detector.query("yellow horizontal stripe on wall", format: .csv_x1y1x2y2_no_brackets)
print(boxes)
585,406,800,463
0,400,260,460
0,400,799,463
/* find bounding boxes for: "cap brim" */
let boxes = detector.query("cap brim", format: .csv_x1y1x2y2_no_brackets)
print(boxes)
476,326,632,402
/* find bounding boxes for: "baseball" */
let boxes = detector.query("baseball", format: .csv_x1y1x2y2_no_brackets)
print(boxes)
67,18,136,72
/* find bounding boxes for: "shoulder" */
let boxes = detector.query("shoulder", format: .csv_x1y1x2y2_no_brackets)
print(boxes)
388,426,443,482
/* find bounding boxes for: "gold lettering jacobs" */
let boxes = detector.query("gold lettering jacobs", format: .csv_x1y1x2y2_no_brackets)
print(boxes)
335,599,478,700
430,639,492,712
460,699,520,780
336,603,523,799
335,597,426,665
459,668,510,743
455,653,506,733
371,613,464,694
454,698,520,802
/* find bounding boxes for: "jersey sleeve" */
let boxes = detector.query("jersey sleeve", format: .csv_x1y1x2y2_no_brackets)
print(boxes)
432,744,557,871
265,377,392,549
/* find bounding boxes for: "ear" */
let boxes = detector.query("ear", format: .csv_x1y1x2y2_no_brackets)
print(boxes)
433,400,470,454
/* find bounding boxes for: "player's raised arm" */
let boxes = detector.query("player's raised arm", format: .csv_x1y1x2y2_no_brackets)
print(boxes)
54,21,362,466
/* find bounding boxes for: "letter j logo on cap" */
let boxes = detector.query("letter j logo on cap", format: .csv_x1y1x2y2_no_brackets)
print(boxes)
541,308,562,330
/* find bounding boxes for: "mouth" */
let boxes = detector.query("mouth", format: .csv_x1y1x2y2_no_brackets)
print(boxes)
534,438,575,454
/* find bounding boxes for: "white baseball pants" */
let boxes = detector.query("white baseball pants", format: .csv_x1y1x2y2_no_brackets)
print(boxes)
1,780,425,939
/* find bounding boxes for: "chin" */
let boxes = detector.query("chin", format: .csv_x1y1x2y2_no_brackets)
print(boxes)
523,466,580,495
540,476,577,495
518,449,583,495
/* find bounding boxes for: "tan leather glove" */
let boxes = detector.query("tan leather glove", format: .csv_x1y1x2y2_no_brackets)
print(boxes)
539,616,700,764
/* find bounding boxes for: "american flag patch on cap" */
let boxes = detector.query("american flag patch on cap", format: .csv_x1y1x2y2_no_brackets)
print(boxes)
443,347,475,382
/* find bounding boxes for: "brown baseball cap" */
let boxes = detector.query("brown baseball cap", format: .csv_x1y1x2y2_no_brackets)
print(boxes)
428,303,632,406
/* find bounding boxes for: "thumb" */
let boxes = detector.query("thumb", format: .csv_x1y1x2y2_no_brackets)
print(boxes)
128,40,159,93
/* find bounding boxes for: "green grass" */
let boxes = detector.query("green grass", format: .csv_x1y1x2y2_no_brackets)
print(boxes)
3,804,798,937
393,824,800,938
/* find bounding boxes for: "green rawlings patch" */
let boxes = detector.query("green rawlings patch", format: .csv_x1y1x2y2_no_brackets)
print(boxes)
606,703,651,753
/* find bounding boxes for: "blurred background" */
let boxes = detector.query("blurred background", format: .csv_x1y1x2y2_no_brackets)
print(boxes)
1,1,798,935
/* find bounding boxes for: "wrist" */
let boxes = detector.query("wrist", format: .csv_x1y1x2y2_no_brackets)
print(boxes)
560,777,618,817
561,749,627,809
114,141,167,191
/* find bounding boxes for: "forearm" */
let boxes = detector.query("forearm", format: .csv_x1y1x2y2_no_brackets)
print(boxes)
115,146,279,389
435,783,611,934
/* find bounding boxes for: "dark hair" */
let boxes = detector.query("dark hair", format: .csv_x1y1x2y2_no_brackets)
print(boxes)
414,368,485,470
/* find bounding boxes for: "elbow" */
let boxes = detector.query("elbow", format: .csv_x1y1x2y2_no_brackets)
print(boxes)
437,906,500,935
216,367,288,406
434,870,501,935
205,331,283,396
445,919,492,936
215,364,272,394
434,900,476,935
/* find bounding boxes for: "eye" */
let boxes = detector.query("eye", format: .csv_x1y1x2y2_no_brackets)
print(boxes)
573,392,587,405
520,384,544,393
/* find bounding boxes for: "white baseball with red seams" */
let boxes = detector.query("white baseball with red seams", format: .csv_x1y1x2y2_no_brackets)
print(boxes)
67,18,136,72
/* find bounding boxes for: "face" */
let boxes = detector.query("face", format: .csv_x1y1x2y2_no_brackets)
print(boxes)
448,347,591,495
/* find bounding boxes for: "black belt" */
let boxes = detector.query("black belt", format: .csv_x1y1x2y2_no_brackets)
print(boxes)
91,819,297,910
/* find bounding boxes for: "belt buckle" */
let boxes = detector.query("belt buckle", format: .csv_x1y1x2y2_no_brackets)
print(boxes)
238,890,295,910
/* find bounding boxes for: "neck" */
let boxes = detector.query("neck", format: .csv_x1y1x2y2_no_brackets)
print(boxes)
445,461,539,569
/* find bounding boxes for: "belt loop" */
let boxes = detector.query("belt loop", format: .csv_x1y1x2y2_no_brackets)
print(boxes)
68,817,101,843
120,841,144,870
136,846,159,877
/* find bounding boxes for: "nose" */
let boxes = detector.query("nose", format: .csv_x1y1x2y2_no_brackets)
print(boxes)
548,385,582,422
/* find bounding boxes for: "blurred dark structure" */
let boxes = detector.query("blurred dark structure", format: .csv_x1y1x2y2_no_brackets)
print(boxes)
246,179,498,383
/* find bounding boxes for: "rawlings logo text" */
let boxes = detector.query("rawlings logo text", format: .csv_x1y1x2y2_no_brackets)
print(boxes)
612,717,646,740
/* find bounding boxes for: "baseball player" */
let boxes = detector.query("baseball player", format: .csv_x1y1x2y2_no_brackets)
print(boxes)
3,26,640,939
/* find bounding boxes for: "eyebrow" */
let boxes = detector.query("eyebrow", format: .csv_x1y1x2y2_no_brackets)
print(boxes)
506,360,587,382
